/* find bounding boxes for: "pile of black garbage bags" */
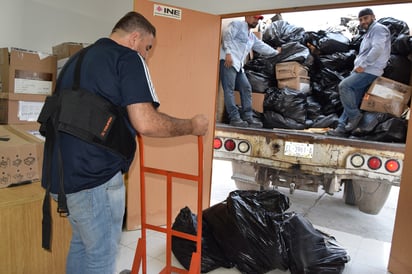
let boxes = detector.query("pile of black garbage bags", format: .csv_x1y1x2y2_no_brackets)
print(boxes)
172,190,350,274
244,17,411,143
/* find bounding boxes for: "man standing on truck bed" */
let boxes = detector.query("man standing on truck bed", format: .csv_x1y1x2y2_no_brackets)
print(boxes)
220,15,281,128
328,8,391,137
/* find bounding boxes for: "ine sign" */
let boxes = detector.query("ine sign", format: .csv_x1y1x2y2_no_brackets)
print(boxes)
153,4,182,20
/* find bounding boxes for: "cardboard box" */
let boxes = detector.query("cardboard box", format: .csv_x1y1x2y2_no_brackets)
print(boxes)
0,92,46,124
360,77,412,117
235,92,265,113
0,124,44,188
361,94,409,117
0,48,57,95
53,42,89,76
275,61,308,80
52,42,86,60
278,76,310,93
367,77,411,103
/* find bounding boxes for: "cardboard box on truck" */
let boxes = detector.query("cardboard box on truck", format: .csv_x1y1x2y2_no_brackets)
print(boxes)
361,77,411,117
0,48,57,95
277,76,310,93
275,61,308,80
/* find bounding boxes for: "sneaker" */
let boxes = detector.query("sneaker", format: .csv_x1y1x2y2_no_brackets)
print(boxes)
244,117,263,128
326,126,348,137
229,118,248,127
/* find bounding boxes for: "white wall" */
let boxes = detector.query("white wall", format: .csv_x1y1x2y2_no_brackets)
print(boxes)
0,0,133,53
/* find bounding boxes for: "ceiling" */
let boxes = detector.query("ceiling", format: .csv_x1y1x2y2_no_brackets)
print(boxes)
149,0,378,16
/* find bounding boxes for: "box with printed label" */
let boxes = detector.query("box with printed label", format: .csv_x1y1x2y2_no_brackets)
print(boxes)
275,61,308,80
277,76,310,93
0,93,46,124
0,124,44,188
360,77,411,117
0,48,57,95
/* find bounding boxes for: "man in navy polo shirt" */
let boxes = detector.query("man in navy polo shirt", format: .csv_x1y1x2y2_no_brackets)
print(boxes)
42,11,208,274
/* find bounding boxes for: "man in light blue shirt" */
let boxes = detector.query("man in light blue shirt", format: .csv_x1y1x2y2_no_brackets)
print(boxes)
328,8,391,137
220,15,280,128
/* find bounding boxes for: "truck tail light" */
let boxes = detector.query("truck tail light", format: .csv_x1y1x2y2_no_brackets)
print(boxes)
350,154,364,167
367,157,382,170
213,137,222,149
224,139,236,151
238,141,250,153
385,159,400,173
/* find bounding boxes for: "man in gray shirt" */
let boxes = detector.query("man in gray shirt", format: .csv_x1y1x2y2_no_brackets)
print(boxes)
328,8,391,137
220,15,280,128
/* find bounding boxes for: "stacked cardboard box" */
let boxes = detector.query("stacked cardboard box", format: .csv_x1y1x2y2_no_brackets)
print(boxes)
0,47,57,125
0,124,44,188
360,77,412,117
53,42,89,76
275,61,310,93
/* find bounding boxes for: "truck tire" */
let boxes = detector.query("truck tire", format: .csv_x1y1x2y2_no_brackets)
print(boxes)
351,179,392,215
343,180,357,206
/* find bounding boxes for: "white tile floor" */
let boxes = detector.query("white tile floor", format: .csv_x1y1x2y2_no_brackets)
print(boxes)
115,160,393,273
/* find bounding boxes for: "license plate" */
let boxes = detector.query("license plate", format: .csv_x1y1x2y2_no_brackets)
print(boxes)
284,141,314,158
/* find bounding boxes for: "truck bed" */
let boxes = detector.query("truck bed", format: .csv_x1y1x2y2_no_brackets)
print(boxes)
215,122,405,154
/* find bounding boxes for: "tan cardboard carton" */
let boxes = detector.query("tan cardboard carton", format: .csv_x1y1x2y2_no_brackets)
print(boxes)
0,48,57,95
277,76,310,93
275,61,308,80
0,92,46,124
53,42,90,76
360,77,411,117
0,124,44,188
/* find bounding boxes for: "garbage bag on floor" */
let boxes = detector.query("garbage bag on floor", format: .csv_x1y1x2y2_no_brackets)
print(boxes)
203,190,291,274
281,212,351,274
171,206,234,273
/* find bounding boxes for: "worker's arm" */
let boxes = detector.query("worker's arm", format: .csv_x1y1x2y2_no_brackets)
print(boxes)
127,102,208,137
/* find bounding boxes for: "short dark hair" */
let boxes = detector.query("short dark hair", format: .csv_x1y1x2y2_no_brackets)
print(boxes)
111,11,156,37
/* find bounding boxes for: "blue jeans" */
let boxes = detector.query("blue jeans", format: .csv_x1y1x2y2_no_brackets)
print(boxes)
338,71,378,126
64,172,125,274
219,60,253,121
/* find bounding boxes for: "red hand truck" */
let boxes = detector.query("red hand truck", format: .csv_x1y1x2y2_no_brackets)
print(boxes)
130,135,204,274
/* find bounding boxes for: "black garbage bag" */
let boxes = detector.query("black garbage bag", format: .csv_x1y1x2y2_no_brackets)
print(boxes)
263,20,306,48
351,112,392,136
317,31,351,55
360,117,408,143
263,111,307,130
263,87,307,124
311,113,339,128
171,206,234,273
311,81,343,116
304,31,351,55
319,50,356,72
391,34,412,56
383,54,412,85
203,190,291,274
378,17,410,42
245,70,277,93
281,212,350,274
306,95,323,120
